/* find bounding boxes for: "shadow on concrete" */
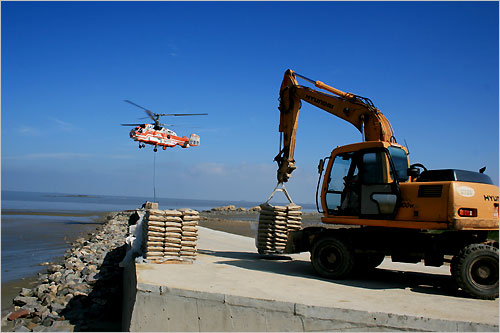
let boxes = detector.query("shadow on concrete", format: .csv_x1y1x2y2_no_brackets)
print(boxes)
60,244,127,331
201,249,461,298
198,249,292,261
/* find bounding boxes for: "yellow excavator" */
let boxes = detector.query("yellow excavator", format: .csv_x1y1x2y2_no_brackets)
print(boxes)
275,69,499,299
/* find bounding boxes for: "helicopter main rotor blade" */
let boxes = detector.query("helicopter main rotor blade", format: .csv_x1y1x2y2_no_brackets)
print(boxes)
156,113,209,116
121,123,143,126
124,100,152,112
145,110,156,122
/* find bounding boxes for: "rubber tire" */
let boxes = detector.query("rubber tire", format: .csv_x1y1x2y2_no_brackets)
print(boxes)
451,244,499,300
355,254,385,272
311,237,355,279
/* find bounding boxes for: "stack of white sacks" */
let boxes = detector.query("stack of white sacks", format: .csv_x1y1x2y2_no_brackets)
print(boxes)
286,204,302,232
142,208,199,262
256,203,302,254
179,208,199,261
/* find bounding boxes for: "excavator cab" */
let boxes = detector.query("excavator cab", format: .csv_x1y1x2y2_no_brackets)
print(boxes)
321,142,409,219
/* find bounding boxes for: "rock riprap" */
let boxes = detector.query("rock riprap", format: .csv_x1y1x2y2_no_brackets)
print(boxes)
142,208,199,262
2,211,131,332
256,203,302,254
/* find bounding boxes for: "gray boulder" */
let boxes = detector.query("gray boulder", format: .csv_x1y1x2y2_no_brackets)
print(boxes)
13,296,38,307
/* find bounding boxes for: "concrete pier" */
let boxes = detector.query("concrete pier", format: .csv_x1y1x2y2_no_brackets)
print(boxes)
123,227,499,331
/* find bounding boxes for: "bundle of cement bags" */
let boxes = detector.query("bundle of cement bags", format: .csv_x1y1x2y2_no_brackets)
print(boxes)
179,208,199,261
256,203,303,254
286,204,302,232
142,208,199,262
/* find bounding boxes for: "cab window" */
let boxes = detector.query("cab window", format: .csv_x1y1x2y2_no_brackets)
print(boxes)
387,146,409,182
325,153,360,215
361,152,386,184
328,154,352,192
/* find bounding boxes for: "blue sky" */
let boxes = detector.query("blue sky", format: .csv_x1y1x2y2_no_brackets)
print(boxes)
2,1,498,204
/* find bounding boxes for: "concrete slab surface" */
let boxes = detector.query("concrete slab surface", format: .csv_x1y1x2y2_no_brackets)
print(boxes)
128,227,499,331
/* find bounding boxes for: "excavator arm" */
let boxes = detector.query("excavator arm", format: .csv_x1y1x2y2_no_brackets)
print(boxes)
275,69,396,183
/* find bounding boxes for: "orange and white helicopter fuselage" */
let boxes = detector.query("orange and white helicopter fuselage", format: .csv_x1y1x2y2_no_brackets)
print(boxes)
130,124,200,150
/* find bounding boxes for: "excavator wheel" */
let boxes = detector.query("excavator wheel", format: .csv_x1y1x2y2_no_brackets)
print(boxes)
311,237,355,279
451,243,499,300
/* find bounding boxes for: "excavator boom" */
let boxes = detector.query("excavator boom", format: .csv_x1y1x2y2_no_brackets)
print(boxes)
275,69,395,183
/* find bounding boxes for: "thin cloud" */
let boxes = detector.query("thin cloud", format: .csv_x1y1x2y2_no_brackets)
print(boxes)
51,117,77,132
4,152,136,161
107,154,135,160
4,152,94,161
192,162,226,176
18,126,41,136
168,44,179,57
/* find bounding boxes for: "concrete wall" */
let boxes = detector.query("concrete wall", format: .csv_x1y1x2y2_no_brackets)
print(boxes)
122,262,498,332
122,260,137,331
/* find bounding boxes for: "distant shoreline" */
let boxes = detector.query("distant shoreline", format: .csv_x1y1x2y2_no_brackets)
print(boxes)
2,190,318,212
1,210,108,217
45,194,100,198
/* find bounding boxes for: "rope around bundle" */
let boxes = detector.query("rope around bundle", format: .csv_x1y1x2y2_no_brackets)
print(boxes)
265,182,294,205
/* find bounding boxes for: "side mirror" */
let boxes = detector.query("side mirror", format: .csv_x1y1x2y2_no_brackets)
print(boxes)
408,166,420,179
317,159,325,174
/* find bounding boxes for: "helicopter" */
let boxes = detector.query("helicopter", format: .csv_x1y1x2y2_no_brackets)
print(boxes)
121,100,207,152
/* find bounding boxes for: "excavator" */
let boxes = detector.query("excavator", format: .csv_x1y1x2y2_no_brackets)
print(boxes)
274,69,499,299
